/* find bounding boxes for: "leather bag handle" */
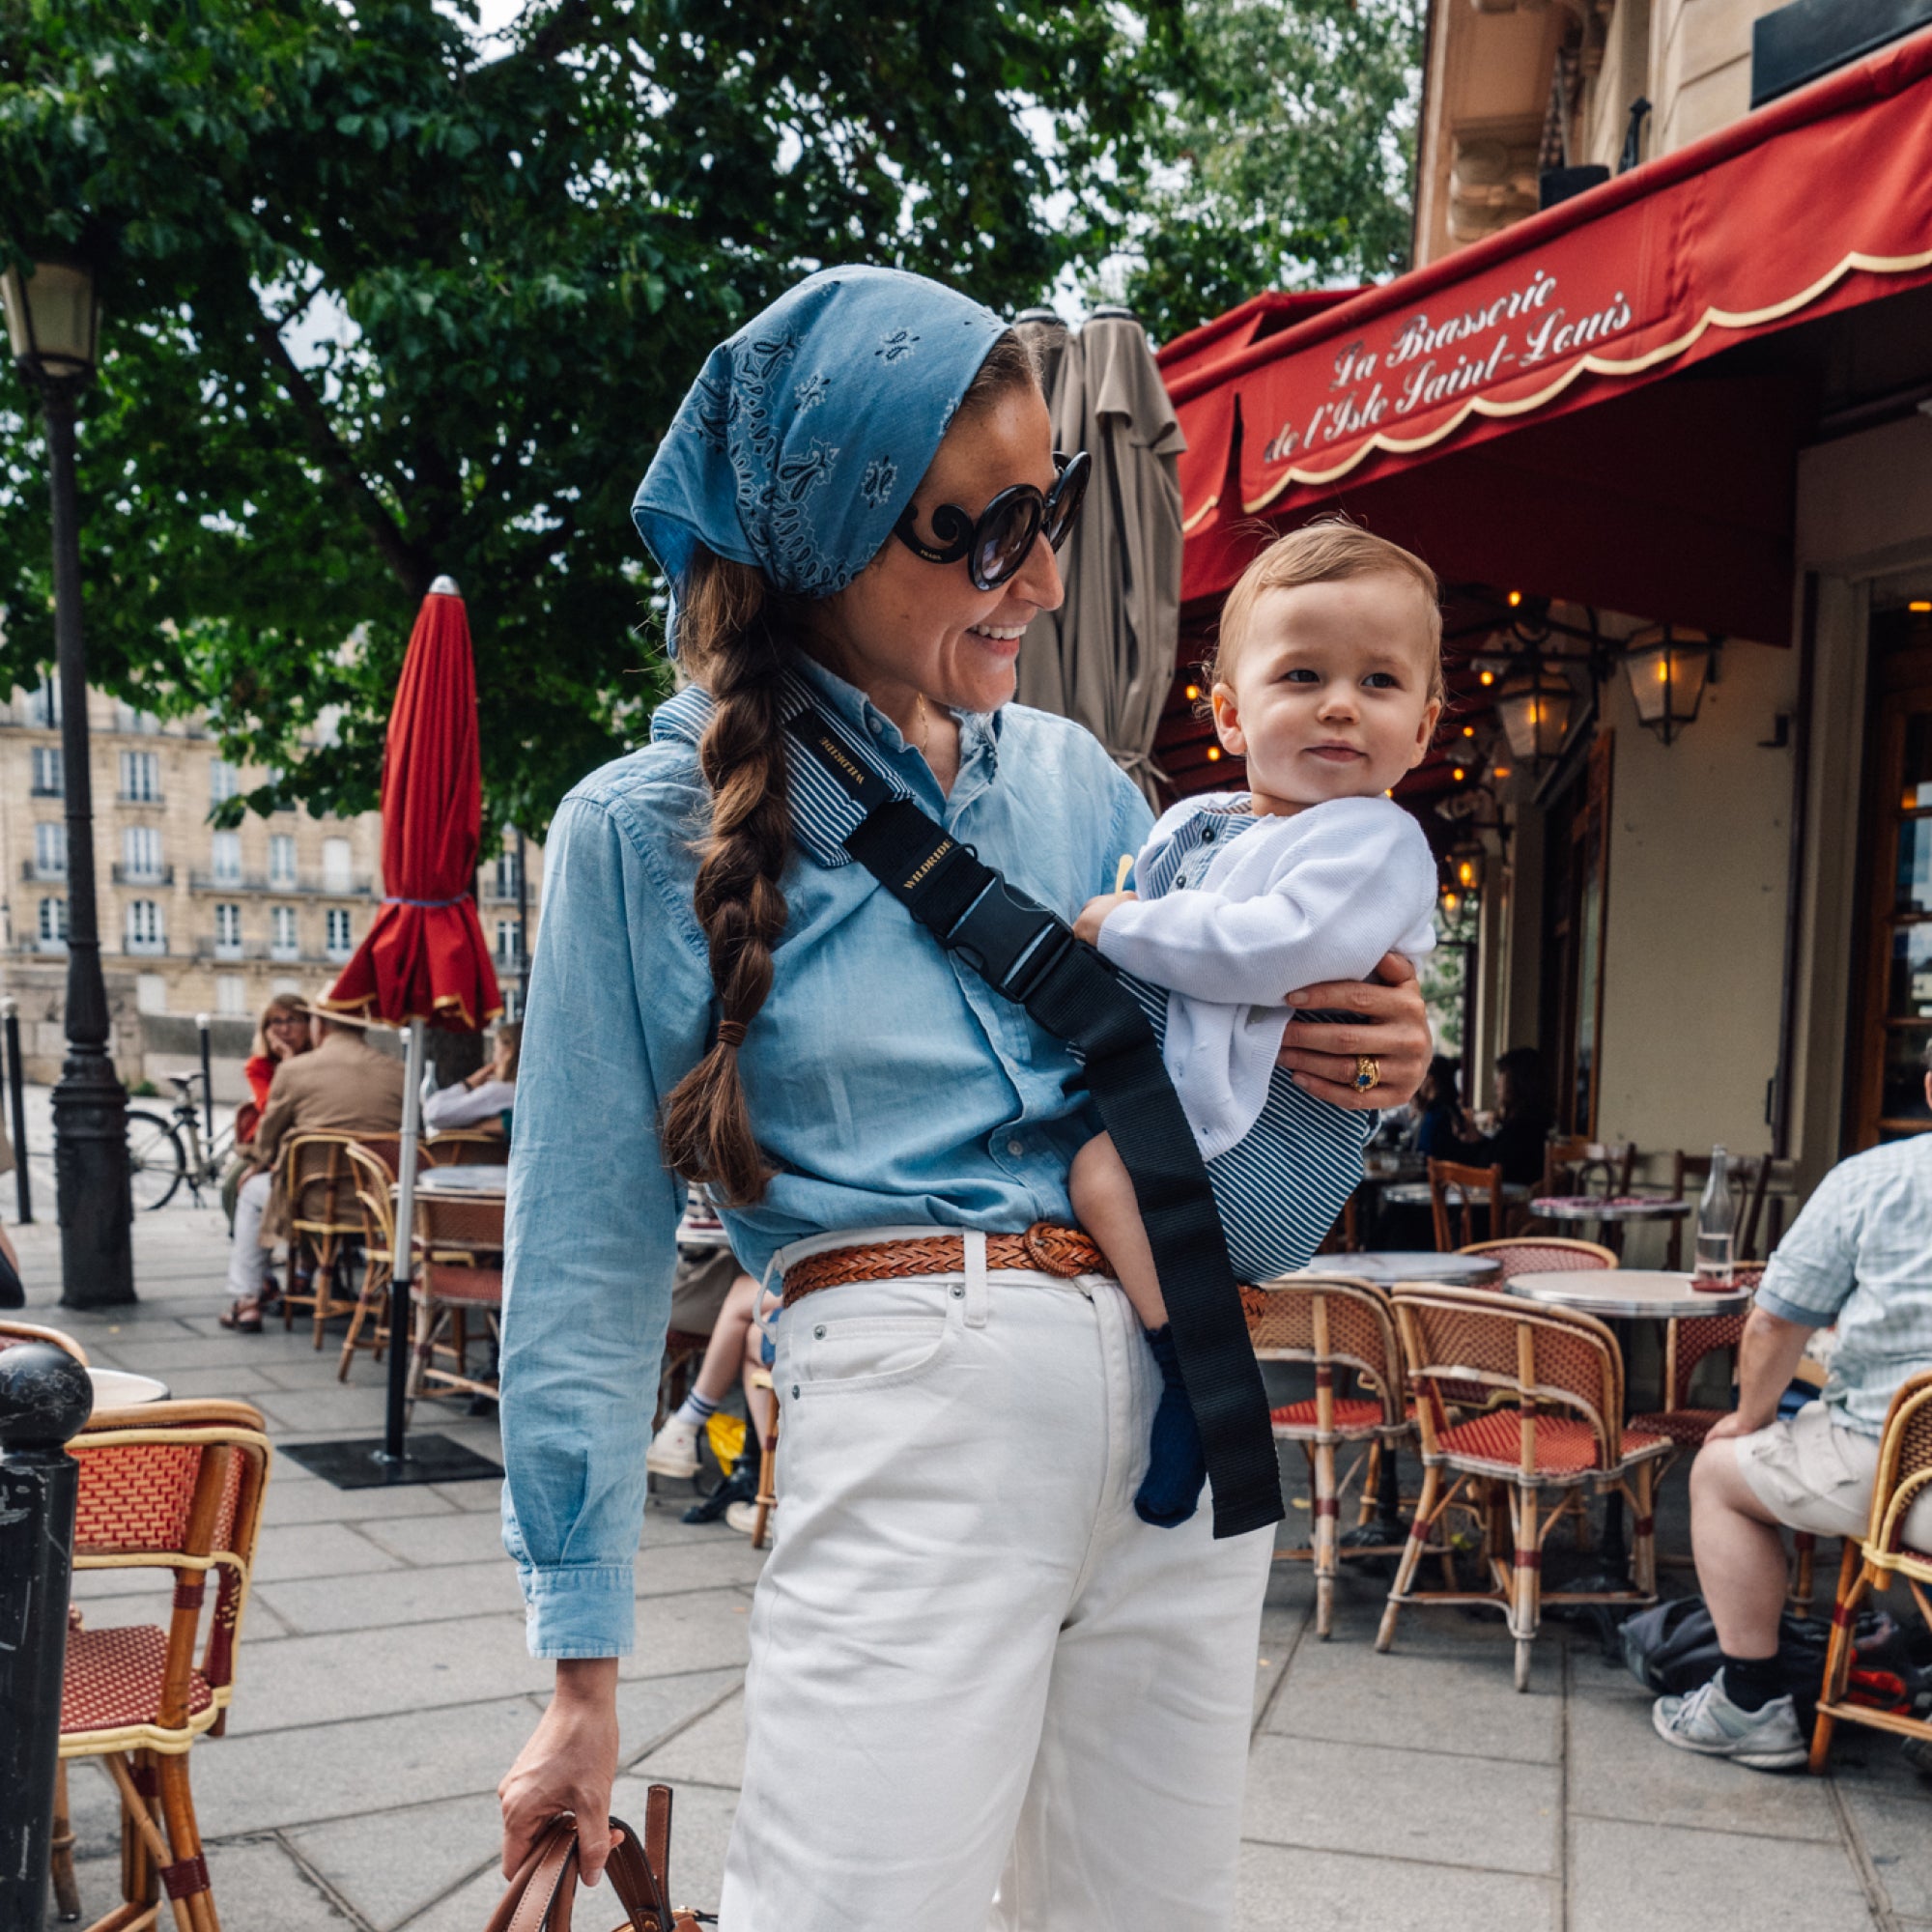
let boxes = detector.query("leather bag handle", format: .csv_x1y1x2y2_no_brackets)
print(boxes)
485,1807,696,1932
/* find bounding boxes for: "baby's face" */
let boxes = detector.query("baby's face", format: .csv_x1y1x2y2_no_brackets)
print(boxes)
1211,575,1441,815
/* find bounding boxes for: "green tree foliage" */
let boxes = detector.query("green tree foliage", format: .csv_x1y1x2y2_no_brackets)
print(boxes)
0,0,1173,831
1116,0,1425,345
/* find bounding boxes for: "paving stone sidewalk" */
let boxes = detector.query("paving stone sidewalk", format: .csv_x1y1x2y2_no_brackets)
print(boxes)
17,1207,1932,1931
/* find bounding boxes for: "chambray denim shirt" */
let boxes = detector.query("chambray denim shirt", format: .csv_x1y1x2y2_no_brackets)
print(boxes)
498,653,1151,1657
1756,1133,1932,1435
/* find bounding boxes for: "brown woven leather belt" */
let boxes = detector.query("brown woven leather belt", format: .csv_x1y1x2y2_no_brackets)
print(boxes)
781,1222,1107,1308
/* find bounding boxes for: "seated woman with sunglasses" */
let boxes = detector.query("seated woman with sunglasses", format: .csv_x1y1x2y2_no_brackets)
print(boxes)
497,266,1430,1932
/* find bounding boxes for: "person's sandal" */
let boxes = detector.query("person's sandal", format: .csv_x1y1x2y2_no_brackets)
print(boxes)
218,1298,264,1334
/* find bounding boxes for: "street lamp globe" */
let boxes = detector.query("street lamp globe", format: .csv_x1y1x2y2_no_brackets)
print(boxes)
0,261,100,383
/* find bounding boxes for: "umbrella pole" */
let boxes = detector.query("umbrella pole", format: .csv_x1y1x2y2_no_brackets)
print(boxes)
383,1017,425,1463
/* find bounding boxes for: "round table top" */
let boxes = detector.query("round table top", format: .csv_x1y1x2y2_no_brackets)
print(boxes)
1505,1268,1751,1318
412,1164,511,1196
87,1367,170,1408
675,1220,733,1251
1379,1180,1532,1209
1296,1251,1502,1287
1530,1193,1691,1221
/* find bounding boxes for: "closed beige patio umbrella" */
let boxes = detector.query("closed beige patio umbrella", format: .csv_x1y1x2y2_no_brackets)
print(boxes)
1015,306,1186,807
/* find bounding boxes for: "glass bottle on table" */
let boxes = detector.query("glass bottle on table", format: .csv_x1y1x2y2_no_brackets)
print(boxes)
1692,1145,1735,1288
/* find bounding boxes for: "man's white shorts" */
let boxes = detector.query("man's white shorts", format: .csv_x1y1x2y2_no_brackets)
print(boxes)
1735,1399,1932,1546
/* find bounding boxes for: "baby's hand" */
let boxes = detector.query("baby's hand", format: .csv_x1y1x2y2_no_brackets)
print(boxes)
1074,891,1136,946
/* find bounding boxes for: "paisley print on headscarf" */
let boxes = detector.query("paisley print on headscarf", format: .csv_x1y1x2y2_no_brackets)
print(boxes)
632,265,1009,635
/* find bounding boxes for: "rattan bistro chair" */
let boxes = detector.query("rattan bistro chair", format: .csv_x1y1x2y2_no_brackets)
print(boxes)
0,1317,88,1361
1427,1158,1506,1250
1245,1274,1420,1638
422,1128,507,1167
336,1141,412,1381
1379,1285,1670,1690
61,1400,271,1932
1629,1262,1765,1463
408,1189,505,1408
1809,1369,1932,1774
277,1132,371,1347
1458,1236,1618,1279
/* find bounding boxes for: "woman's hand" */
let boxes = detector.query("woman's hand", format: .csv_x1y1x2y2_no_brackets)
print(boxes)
1276,952,1431,1110
499,1659,620,1886
1074,890,1135,947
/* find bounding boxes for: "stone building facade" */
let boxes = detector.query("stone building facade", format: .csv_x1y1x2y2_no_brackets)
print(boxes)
0,683,542,1082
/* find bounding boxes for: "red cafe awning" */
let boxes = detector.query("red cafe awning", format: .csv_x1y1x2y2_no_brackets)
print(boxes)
1162,25,1932,620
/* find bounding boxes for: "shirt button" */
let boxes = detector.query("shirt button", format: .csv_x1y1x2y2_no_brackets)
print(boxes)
1006,1137,1025,1157
867,716,883,733
812,1323,826,1340
1203,825,1215,840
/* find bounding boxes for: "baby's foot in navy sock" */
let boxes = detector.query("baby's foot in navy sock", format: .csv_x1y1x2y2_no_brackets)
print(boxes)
1136,1323,1207,1526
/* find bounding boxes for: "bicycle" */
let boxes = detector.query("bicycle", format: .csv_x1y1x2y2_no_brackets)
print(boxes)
123,1073,239,1211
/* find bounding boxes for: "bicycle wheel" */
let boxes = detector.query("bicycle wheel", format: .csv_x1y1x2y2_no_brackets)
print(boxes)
126,1110,185,1211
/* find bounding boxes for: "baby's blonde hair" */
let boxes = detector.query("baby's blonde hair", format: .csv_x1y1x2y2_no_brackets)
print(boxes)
1201,519,1445,710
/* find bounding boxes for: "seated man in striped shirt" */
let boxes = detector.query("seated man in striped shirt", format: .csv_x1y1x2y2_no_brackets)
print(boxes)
1656,1048,1932,1770
1068,522,1440,1527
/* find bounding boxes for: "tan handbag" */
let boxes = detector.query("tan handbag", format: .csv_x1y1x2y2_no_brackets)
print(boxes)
486,1793,705,1932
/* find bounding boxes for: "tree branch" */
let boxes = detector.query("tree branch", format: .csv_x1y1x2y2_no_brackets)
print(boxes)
251,320,431,598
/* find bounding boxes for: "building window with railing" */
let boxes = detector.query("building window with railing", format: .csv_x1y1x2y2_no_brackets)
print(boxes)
123,824,165,883
210,758,240,805
323,837,353,894
494,847,522,901
269,833,297,888
211,830,242,884
114,702,159,735
33,821,66,880
214,902,242,960
31,746,63,797
126,898,165,956
25,681,58,728
215,975,247,1016
119,749,160,804
270,905,299,961
38,895,67,952
495,918,523,968
326,907,353,960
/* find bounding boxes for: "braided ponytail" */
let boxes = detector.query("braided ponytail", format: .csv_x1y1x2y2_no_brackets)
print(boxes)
658,548,798,1205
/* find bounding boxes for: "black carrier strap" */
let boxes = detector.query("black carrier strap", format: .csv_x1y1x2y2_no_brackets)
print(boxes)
791,709,1283,1539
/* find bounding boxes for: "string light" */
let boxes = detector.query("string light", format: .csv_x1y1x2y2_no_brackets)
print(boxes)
1451,766,1465,781
1183,683,1201,700
1462,724,1475,737
1206,746,1222,762
1913,601,1932,613
1479,668,1494,687
1507,590,1522,608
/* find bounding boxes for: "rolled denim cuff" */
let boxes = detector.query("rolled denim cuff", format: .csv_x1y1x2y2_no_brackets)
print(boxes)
518,1563,635,1660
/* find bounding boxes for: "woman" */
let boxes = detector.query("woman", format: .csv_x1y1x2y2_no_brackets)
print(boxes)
1446,1043,1555,1185
1412,1053,1463,1159
497,266,1430,1929
221,992,312,1239
422,1020,520,1136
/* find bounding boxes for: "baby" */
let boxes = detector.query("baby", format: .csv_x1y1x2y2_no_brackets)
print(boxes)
1069,522,1443,1526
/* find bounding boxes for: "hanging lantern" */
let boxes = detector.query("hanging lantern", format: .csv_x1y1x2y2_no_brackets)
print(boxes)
1622,625,1716,744
1492,668,1574,765
1450,839,1486,895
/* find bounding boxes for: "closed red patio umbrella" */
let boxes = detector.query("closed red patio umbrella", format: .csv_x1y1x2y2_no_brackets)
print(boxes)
297,574,505,1489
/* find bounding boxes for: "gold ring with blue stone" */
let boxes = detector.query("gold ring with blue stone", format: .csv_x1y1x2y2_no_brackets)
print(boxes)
1353,1055,1378,1094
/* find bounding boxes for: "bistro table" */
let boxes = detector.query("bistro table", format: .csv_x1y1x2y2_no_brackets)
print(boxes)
1380,1179,1533,1212
1528,1193,1690,1259
86,1367,171,1410
1300,1249,1501,1289
1505,1267,1751,1587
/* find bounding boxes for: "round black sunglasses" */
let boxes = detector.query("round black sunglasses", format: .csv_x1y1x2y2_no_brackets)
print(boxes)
893,450,1090,592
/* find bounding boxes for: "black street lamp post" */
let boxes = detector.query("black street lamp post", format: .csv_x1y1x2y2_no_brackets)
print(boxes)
2,260,135,1308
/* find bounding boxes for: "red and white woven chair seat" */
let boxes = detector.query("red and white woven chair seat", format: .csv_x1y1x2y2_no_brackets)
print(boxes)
1269,1397,1407,1437
62,1623,213,1742
1629,1406,1727,1447
1432,1409,1668,1478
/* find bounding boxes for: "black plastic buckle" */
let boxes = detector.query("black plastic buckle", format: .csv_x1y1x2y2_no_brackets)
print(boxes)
945,876,1070,1001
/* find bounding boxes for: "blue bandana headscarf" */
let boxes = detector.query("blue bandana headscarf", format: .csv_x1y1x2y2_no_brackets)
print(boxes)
633,266,1009,645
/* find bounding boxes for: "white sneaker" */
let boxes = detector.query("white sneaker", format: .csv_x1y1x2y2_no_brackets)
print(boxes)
645,1414,701,1479
725,1498,772,1540
1652,1670,1807,1771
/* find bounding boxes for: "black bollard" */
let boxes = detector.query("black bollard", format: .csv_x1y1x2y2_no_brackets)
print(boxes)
0,1342,93,1932
2,1002,29,1226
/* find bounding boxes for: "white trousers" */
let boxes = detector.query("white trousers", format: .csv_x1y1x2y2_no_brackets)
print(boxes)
718,1228,1274,1932
226,1169,273,1299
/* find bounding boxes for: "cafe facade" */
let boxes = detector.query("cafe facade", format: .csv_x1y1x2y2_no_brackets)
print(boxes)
1152,6,1932,1214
